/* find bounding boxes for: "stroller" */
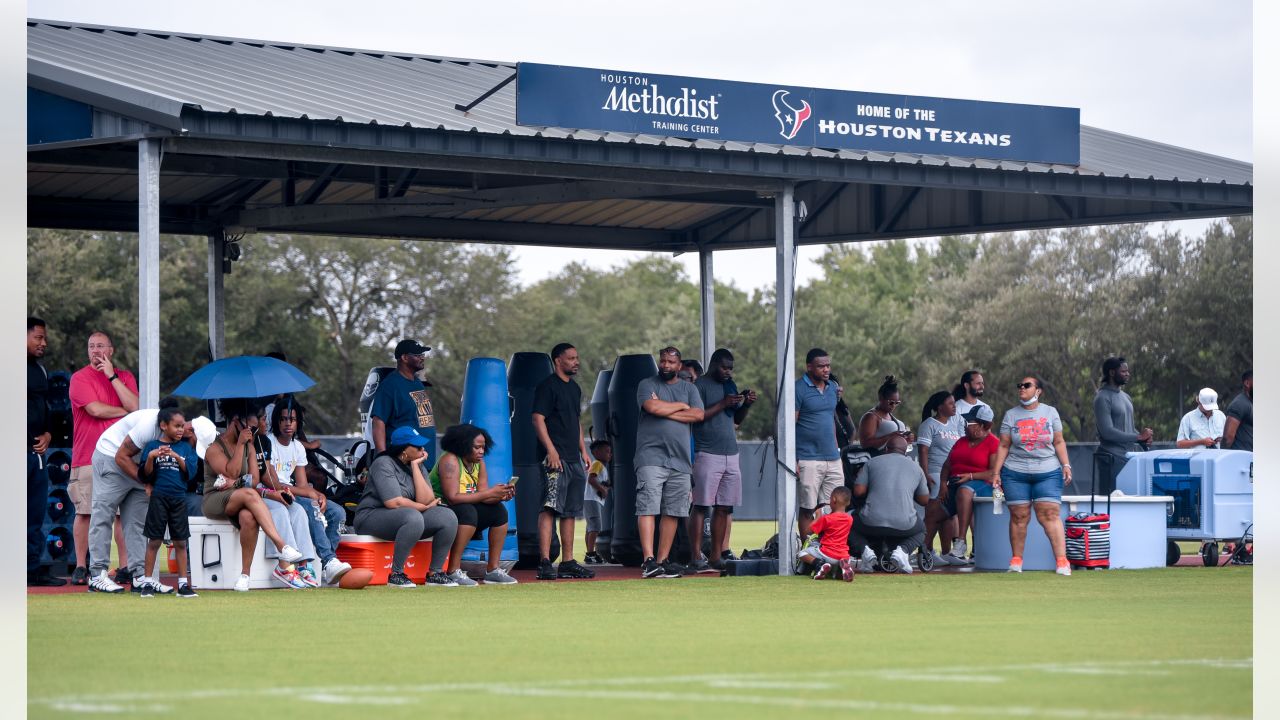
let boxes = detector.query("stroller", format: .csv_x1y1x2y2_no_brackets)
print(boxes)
311,439,373,529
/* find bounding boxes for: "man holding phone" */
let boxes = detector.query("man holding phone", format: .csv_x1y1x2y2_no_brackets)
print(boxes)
689,348,756,573
531,343,594,580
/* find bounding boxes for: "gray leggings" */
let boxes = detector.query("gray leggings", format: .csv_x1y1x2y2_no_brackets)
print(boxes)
354,505,457,573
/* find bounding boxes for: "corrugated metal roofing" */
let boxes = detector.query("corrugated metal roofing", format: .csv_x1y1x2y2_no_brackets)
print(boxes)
27,19,1251,186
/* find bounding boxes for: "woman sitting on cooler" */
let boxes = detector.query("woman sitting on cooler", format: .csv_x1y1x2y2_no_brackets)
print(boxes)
430,424,517,586
992,376,1074,576
938,404,1000,565
353,426,459,588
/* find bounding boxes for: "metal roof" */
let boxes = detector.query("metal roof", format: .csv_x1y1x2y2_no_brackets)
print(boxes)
28,19,1251,185
27,19,1252,251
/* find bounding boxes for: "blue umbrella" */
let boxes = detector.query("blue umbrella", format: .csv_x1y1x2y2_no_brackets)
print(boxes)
173,355,316,399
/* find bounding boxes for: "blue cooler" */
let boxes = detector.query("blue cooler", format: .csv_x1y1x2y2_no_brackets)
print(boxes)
1117,448,1252,564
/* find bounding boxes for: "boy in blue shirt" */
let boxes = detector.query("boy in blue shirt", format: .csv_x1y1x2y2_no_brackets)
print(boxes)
137,407,199,598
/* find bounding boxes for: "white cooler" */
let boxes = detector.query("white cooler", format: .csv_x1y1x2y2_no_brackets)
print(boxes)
188,517,276,590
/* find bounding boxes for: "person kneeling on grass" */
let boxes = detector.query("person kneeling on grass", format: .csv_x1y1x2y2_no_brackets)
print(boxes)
354,426,459,588
851,434,930,575
430,424,518,586
200,400,306,592
135,407,200,598
798,486,855,582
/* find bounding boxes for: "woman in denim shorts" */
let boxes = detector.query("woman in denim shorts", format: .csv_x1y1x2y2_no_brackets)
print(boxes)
992,376,1074,575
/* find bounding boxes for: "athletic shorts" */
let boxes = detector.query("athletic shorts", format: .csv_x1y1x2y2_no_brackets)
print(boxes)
583,500,604,533
692,453,742,508
144,493,190,541
68,465,94,515
635,466,692,518
450,501,508,532
797,459,844,511
943,478,994,517
542,460,586,517
1001,467,1064,505
799,535,849,565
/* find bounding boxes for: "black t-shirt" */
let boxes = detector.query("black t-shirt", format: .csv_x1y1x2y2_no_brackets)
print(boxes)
28,358,49,443
1226,392,1253,452
532,373,582,461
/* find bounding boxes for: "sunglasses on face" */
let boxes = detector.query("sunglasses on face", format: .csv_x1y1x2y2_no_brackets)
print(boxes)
1017,382,1036,390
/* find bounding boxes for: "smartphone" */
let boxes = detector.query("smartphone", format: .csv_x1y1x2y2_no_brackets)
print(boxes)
508,475,519,489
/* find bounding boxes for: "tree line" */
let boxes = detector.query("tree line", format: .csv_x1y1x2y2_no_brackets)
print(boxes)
27,216,1251,443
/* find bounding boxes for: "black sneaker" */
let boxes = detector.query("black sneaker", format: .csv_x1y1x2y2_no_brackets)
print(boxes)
387,571,418,588
423,571,457,588
536,559,558,580
557,560,596,579
721,549,740,562
71,566,89,585
112,567,133,586
583,552,605,565
27,571,67,587
688,558,716,574
641,557,665,578
138,583,154,598
660,561,685,578
176,584,198,598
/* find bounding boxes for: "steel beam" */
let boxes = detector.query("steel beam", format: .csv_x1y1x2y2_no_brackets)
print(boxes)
207,232,226,362
774,183,797,576
137,138,161,408
699,250,715,366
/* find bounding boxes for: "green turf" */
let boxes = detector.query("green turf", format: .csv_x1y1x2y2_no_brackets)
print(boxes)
29,566,1250,719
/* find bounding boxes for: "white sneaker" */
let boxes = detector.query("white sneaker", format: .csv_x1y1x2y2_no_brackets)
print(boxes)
1056,564,1073,576
858,546,878,574
951,538,968,558
483,568,518,584
278,545,304,563
945,552,973,566
87,571,124,593
152,580,174,594
233,574,251,592
890,547,913,574
323,557,352,586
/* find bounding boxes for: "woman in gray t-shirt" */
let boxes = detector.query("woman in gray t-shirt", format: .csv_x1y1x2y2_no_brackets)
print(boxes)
993,375,1074,575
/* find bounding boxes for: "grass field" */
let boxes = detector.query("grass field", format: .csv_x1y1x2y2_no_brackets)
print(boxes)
28,561,1251,719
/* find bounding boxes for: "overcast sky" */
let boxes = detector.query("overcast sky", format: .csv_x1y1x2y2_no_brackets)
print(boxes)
27,0,1253,290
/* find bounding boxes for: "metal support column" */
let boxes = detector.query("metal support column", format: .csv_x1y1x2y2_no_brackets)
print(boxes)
207,232,226,361
699,249,715,365
774,183,797,576
137,138,162,409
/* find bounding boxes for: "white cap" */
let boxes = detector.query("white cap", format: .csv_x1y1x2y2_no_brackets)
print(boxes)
1197,388,1219,412
192,416,218,460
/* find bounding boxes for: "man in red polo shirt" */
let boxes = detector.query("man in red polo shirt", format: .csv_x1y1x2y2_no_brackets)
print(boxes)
67,332,139,585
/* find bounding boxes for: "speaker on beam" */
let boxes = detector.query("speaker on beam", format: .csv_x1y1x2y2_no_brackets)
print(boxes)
46,371,73,448
41,447,76,573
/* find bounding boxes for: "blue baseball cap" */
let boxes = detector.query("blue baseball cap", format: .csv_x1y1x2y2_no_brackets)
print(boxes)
389,426,430,448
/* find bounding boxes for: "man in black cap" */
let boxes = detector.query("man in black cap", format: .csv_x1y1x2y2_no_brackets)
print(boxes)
371,340,437,467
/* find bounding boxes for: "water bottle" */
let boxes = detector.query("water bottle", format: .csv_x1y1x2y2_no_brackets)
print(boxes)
992,487,1005,515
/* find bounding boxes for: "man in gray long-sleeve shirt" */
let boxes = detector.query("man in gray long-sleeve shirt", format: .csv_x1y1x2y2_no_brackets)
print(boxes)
1093,357,1153,492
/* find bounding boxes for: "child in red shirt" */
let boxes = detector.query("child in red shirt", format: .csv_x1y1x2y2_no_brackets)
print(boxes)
798,486,855,582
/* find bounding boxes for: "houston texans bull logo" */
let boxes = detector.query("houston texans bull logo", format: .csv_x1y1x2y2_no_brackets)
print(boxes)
771,89,812,141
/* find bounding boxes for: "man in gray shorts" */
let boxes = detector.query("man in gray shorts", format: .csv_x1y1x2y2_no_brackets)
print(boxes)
689,348,757,573
531,342,595,580
635,346,705,579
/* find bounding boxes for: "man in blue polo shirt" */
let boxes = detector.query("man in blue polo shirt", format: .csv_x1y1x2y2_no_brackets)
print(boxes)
795,347,843,540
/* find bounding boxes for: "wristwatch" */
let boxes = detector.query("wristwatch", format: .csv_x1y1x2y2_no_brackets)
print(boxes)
108,374,120,382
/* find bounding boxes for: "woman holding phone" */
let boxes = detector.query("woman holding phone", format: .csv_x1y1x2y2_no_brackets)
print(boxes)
430,424,517,585
199,399,306,592
858,375,914,456
354,426,459,588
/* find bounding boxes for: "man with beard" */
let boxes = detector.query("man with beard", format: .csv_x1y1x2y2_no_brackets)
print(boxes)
636,347,705,578
68,331,139,585
1223,370,1253,452
1093,356,1153,492
371,339,437,467
531,343,595,580
952,370,989,416
688,349,757,573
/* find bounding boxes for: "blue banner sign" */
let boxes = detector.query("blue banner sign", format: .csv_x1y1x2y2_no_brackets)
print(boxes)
516,63,1080,165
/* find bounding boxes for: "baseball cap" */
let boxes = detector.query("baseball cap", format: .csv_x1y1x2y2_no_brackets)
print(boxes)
961,404,995,424
389,426,430,448
394,339,430,358
1197,388,1219,412
192,416,218,460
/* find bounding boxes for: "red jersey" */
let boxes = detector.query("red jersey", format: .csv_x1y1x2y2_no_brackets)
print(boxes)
809,512,853,560
945,433,999,480
69,365,138,467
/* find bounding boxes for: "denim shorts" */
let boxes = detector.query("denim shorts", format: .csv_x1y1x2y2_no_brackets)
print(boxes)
942,479,993,517
1000,467,1063,505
